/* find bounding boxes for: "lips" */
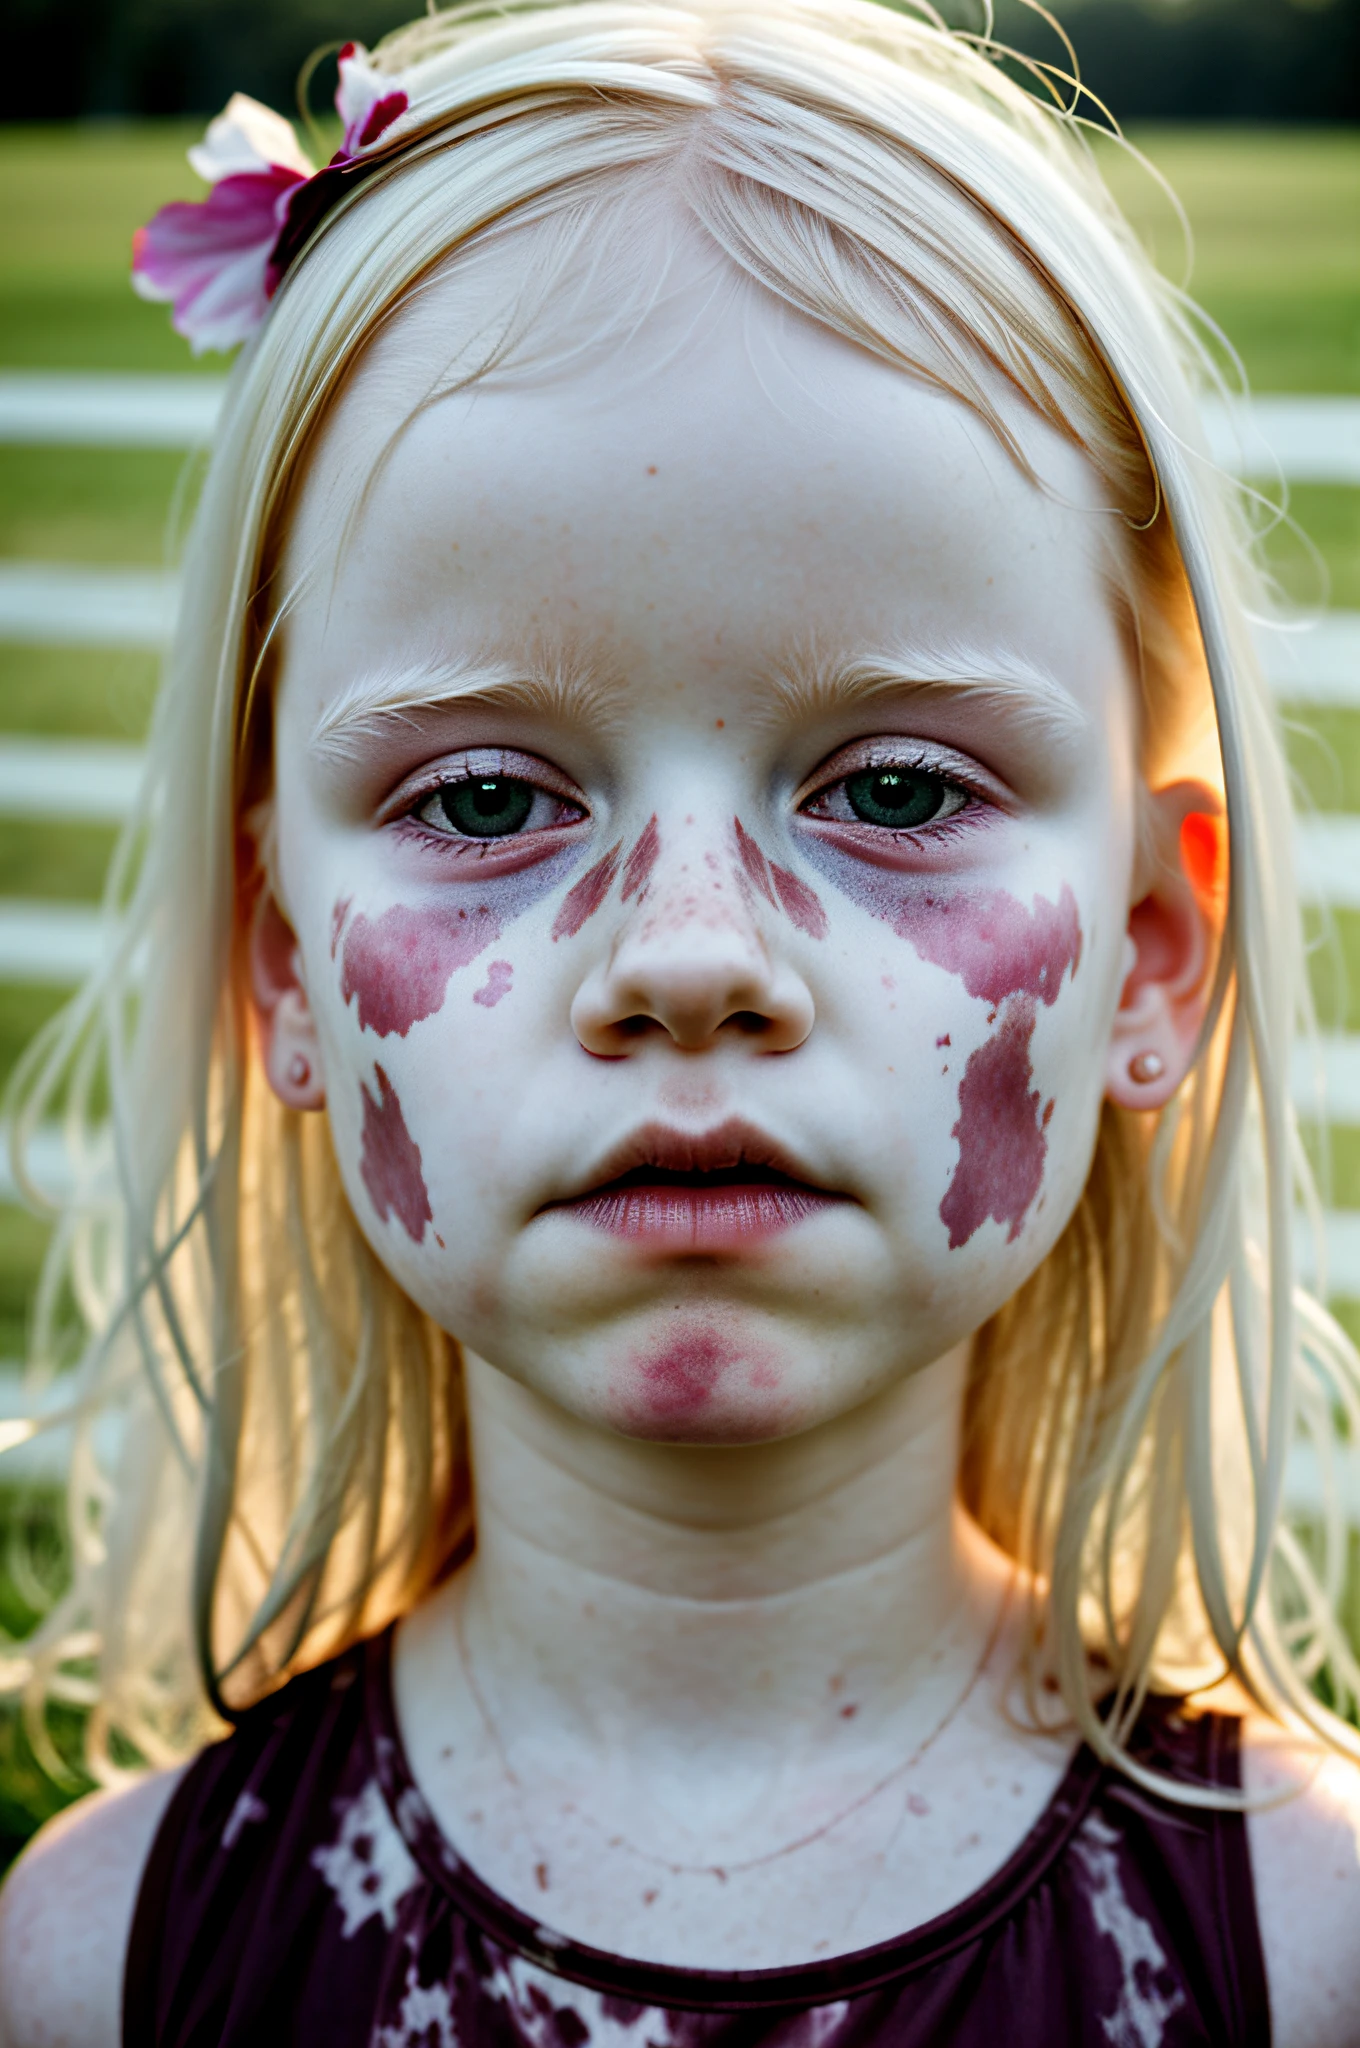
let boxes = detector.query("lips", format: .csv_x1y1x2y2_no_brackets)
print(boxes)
546,1119,846,1250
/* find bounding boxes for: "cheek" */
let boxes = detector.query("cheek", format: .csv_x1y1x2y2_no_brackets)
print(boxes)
814,845,1088,1254
358,1063,433,1244
939,997,1050,1248
342,901,501,1036
331,845,582,1038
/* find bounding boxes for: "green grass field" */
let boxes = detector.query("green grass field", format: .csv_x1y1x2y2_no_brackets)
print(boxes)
0,122,1356,1864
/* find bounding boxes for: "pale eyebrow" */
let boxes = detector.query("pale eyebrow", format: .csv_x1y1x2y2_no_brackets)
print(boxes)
763,641,1090,752
308,650,628,764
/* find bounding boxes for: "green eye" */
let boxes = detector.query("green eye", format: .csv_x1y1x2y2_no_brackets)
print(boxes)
844,767,949,830
439,776,536,838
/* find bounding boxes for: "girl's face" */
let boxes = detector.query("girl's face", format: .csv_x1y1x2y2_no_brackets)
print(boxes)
265,225,1148,1446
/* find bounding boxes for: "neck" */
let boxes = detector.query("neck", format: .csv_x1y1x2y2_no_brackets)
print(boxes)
446,1343,1005,1757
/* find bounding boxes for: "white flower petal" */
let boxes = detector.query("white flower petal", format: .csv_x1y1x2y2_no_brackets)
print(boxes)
188,93,313,184
335,46,382,138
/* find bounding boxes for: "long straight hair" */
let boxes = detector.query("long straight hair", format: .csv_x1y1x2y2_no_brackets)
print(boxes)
7,0,1359,1784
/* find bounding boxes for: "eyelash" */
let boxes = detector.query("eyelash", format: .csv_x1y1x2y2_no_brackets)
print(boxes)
386,744,995,850
798,747,992,836
391,752,588,845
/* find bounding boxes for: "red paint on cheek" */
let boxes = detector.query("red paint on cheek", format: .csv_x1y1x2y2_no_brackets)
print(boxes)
769,861,827,940
733,817,778,907
734,819,825,937
552,841,623,940
359,1064,433,1244
330,896,352,961
342,902,500,1037
472,960,513,1008
938,999,1046,1248
894,886,1081,1007
621,816,661,901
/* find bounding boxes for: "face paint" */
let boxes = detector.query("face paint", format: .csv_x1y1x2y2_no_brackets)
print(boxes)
359,1063,433,1243
637,1327,733,1420
472,960,514,1009
769,860,827,940
938,999,1046,1247
621,815,661,901
732,818,827,937
733,816,778,907
335,846,582,1038
342,902,501,1037
551,840,623,940
799,845,1082,1248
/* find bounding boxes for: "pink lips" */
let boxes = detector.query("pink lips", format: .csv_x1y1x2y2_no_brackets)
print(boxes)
549,1119,844,1251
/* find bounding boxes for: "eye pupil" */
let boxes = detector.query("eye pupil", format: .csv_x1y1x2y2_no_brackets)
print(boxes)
844,768,945,830
440,776,535,838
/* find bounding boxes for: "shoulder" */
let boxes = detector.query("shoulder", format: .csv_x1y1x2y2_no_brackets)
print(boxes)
1241,1712,1360,2048
0,1766,185,2048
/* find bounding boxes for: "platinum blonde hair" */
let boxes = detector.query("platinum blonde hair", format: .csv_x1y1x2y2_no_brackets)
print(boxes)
6,0,1359,1787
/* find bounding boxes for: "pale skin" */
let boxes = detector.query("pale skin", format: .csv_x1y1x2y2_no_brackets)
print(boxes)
3,215,1359,2043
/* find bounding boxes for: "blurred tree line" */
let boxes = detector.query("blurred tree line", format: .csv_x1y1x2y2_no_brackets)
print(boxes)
2,0,1357,123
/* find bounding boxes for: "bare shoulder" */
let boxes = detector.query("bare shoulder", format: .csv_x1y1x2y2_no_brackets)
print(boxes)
1241,1712,1360,2048
0,1765,184,2048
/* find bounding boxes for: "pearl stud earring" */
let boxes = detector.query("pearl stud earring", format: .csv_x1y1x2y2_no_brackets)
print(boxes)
1128,1050,1165,1085
287,1052,312,1090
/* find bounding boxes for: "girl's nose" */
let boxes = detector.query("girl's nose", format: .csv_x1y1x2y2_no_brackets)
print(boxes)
570,834,815,1056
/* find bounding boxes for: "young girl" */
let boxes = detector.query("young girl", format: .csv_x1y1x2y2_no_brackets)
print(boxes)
2,2,1359,2040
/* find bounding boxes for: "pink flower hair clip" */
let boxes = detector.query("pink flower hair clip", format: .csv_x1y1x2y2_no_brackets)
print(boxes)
132,43,410,355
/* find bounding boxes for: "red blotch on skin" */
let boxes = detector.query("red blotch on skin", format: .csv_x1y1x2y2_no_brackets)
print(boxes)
330,896,352,961
621,815,661,901
936,1033,950,1048
1181,810,1227,914
472,960,513,1009
770,861,828,940
342,902,500,1037
359,1064,432,1244
637,1330,733,1421
735,818,826,936
552,841,623,940
894,885,1082,1008
733,816,778,906
938,999,1046,1248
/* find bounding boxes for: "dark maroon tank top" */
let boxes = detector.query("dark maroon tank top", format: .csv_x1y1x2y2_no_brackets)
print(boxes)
123,1627,1271,2047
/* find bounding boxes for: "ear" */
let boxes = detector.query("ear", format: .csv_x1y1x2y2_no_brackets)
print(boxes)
248,881,327,1112
1105,778,1225,1112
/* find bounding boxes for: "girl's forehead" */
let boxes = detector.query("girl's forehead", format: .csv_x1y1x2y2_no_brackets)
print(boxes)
280,221,1126,739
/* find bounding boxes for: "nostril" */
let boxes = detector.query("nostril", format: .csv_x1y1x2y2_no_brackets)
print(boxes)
731,1011,772,1035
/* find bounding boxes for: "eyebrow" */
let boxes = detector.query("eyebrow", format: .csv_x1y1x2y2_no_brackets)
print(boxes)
308,649,629,763
762,641,1090,750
